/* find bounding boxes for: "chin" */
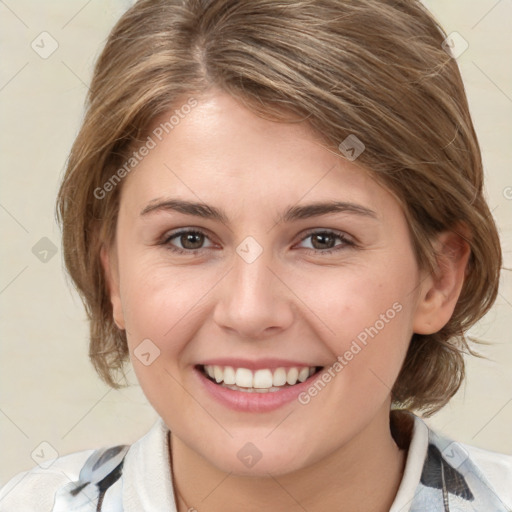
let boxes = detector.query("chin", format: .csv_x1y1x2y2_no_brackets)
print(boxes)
200,435,316,477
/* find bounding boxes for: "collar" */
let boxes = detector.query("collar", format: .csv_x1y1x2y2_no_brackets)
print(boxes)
391,411,509,511
52,412,509,511
121,416,176,511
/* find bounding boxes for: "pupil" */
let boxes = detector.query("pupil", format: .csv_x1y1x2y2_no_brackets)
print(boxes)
313,233,333,249
183,233,203,249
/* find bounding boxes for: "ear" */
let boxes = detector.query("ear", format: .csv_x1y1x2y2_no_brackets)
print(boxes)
413,227,471,335
100,244,126,330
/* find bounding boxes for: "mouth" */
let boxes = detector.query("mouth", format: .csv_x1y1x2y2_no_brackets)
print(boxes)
196,364,324,393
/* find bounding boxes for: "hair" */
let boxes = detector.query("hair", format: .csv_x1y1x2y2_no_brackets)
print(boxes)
56,0,502,416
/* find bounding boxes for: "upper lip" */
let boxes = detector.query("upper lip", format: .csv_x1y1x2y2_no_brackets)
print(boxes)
196,358,324,371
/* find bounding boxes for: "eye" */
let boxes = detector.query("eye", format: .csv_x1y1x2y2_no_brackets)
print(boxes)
162,229,214,254
160,228,356,256
296,229,355,254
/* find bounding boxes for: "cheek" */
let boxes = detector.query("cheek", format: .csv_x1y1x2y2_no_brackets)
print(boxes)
116,261,190,368
313,262,418,388
118,263,204,415
118,256,225,389
118,251,204,335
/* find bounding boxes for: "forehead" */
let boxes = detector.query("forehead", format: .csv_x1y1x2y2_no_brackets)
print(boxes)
118,90,399,221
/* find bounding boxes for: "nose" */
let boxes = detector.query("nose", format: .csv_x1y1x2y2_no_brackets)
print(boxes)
212,244,294,340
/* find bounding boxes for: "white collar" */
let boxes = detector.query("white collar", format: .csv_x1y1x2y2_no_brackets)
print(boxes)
119,414,430,512
390,414,430,511
122,416,176,511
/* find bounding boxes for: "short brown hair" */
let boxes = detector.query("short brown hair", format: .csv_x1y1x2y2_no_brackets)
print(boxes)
56,0,502,416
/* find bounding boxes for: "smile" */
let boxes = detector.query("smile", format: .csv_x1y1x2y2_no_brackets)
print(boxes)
200,365,321,393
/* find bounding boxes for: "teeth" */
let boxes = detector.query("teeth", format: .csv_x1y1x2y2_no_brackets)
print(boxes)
273,367,287,387
235,368,253,388
203,365,318,390
286,367,299,385
214,366,223,383
223,366,236,385
253,369,273,388
298,367,309,382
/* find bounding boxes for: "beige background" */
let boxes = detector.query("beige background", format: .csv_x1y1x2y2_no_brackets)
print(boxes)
0,0,511,485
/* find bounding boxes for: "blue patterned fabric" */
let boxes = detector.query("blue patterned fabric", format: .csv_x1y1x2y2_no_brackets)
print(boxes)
49,424,509,511
409,428,510,511
1,414,509,511
51,445,129,511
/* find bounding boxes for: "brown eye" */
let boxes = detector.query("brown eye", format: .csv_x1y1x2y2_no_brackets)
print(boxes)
162,229,213,254
310,232,337,250
298,230,355,255
178,232,205,250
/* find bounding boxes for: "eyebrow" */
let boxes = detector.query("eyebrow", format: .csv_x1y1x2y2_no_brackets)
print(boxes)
140,198,377,223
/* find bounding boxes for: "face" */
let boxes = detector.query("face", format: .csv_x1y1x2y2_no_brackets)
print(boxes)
103,89,433,476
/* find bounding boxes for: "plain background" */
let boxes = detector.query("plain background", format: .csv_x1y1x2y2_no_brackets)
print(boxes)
0,0,511,485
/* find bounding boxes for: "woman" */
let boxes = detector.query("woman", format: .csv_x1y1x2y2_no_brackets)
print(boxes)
1,0,510,510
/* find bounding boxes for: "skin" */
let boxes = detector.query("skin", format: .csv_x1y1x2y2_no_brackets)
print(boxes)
102,88,469,512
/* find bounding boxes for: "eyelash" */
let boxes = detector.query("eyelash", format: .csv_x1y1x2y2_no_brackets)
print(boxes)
161,228,356,256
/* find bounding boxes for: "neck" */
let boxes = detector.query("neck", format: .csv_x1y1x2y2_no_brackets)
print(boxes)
170,407,408,512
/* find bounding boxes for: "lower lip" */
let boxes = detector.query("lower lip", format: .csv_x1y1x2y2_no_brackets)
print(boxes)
194,367,324,413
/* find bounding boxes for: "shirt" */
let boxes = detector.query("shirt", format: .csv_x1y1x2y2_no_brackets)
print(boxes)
1,411,511,511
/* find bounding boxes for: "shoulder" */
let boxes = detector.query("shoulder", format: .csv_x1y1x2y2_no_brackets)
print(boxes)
0,449,94,510
0,419,171,512
391,411,512,511
0,444,129,511
460,441,512,506
422,421,512,510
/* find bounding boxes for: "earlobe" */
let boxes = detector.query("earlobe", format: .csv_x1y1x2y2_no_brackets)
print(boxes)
100,245,126,330
413,228,471,335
